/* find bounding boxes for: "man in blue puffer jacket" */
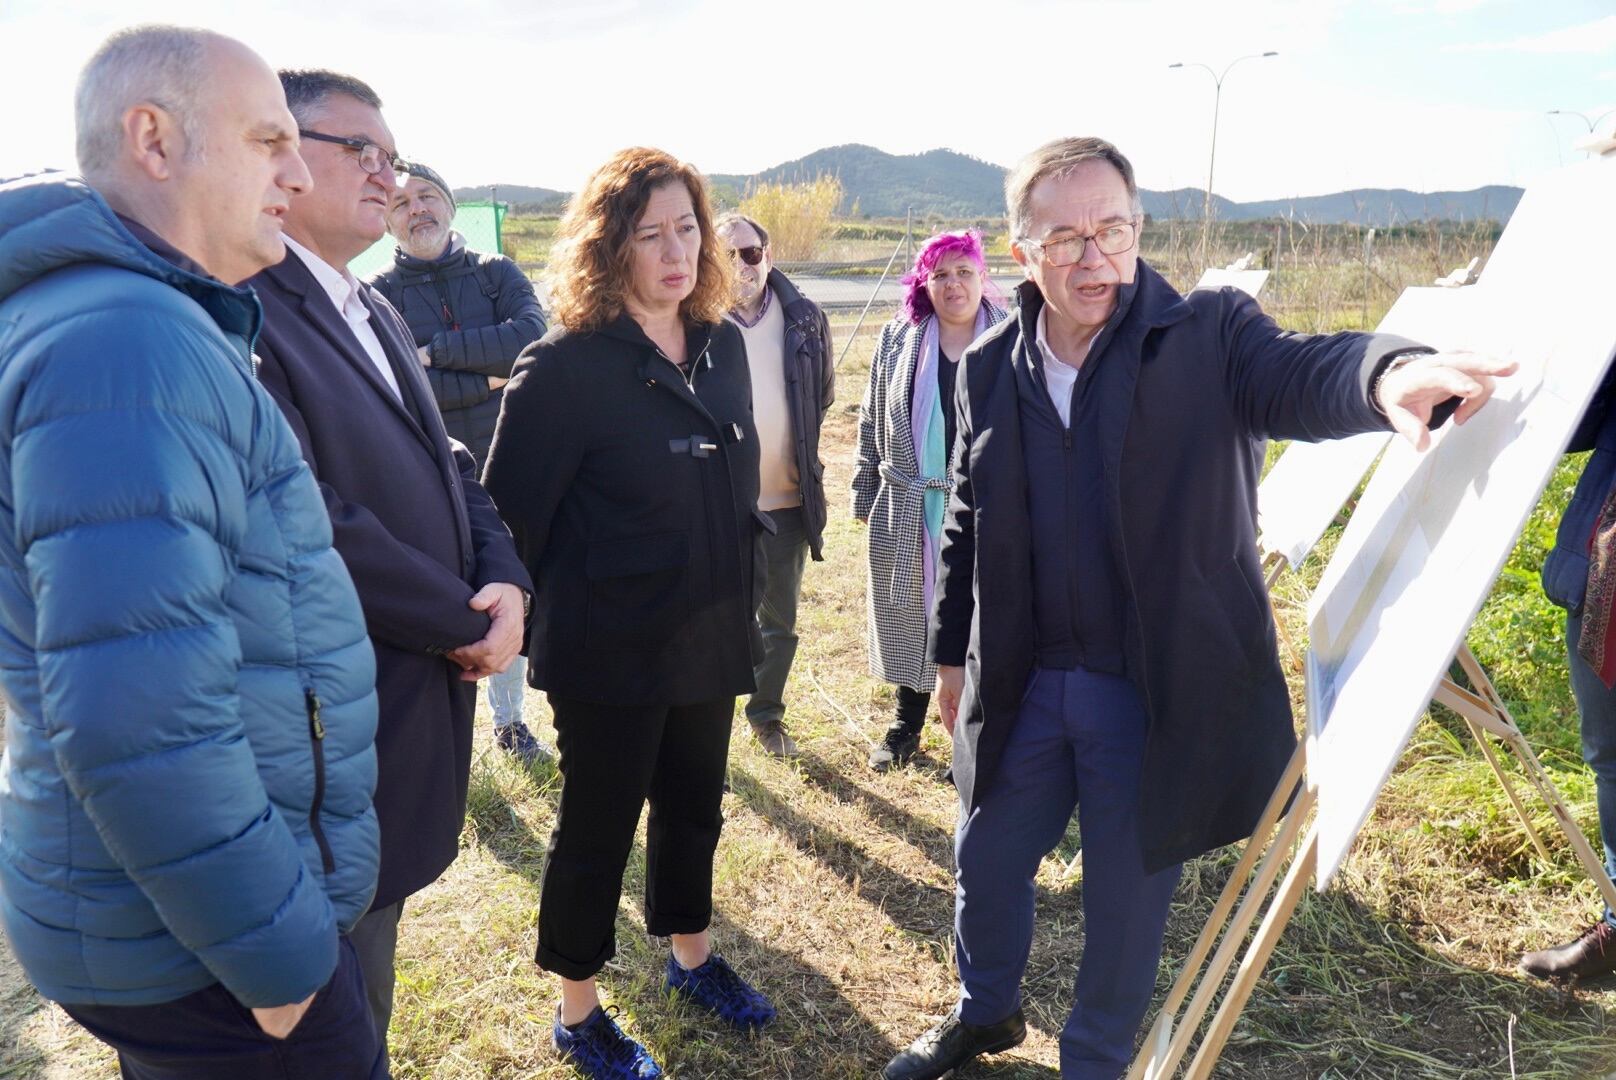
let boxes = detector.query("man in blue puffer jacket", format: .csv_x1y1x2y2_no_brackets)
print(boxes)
0,27,385,1078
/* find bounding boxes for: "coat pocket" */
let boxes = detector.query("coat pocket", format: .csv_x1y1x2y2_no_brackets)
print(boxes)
1207,555,1273,670
585,532,691,651
304,688,335,875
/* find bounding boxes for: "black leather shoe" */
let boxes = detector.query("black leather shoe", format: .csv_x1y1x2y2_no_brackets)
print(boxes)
1520,921,1616,981
882,1007,1026,1080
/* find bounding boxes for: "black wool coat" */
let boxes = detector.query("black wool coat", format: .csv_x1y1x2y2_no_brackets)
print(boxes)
249,250,531,911
931,267,1419,872
483,314,764,707
367,235,548,465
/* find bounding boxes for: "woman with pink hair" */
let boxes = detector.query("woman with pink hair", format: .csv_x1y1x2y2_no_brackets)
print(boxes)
851,230,1007,772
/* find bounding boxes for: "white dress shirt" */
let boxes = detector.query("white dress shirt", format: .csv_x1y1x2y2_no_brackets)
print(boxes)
1035,307,1094,428
283,235,402,402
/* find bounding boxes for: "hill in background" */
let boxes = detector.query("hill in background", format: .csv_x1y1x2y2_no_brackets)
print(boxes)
463,145,1522,225
454,183,569,212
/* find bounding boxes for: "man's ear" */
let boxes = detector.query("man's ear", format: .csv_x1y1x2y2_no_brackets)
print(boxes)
1010,237,1029,272
124,103,181,181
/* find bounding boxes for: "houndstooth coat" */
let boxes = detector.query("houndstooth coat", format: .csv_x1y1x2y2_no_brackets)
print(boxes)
850,304,1007,691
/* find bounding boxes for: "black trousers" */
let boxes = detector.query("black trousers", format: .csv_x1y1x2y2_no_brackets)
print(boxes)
61,938,387,1080
536,694,734,980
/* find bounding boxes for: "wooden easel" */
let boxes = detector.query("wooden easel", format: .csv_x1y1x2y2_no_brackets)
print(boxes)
1126,566,1616,1079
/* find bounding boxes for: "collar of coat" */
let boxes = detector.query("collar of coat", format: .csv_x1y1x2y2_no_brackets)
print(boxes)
1011,260,1193,349
764,266,809,310
593,310,719,371
391,231,468,273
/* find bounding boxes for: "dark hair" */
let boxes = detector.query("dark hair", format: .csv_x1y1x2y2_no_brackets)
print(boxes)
277,69,382,127
713,211,770,248
547,147,735,333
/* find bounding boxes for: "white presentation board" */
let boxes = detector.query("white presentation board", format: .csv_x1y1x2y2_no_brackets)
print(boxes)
1256,288,1480,569
1192,267,1269,297
1305,154,1616,888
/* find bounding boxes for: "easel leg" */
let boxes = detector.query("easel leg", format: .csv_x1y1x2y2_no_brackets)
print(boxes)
1444,646,1616,916
1183,828,1320,1080
1127,748,1309,1080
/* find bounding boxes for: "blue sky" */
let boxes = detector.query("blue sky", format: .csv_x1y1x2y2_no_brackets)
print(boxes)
2,0,1613,204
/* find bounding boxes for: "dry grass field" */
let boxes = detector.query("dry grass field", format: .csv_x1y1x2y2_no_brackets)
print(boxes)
5,243,1616,1078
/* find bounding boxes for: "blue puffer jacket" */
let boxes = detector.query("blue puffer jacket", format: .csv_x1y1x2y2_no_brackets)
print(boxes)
0,174,380,1008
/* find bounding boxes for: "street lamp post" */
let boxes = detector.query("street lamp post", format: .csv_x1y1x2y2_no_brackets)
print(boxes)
1170,51,1278,268
1547,109,1616,157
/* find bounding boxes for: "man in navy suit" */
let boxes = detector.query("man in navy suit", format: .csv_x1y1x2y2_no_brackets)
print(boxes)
882,136,1514,1080
246,70,531,1055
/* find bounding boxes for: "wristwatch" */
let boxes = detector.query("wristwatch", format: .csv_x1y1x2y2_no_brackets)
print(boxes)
1372,349,1434,415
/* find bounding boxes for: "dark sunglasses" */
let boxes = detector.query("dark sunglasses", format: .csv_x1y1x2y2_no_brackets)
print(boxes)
728,245,766,266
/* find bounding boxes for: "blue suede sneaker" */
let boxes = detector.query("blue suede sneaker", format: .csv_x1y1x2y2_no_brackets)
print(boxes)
665,953,776,1031
552,1005,663,1079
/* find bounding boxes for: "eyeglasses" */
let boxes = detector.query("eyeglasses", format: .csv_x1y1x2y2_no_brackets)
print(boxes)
1023,221,1139,267
298,129,404,177
727,245,766,266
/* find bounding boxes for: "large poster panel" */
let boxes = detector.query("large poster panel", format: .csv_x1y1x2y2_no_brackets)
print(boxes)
1305,156,1616,888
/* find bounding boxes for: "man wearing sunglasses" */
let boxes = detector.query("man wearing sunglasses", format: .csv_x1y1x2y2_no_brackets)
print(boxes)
714,212,834,759
883,136,1514,1080
246,69,531,1058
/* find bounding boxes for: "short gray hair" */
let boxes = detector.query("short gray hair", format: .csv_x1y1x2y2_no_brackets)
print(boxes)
75,25,218,177
714,211,769,248
278,69,383,128
1005,136,1143,241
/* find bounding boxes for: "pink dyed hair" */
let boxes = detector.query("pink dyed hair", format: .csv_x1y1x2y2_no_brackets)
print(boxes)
899,229,1002,325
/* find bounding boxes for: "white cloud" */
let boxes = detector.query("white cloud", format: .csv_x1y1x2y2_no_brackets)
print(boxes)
1447,13,1616,54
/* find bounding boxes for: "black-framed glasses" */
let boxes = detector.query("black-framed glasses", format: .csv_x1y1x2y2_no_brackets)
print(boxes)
727,245,765,266
1024,220,1139,267
297,129,404,177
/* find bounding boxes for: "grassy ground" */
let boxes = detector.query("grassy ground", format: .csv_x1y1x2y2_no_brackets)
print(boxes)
5,306,1616,1078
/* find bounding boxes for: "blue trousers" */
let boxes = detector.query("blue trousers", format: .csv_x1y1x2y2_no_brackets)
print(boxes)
62,937,386,1079
955,667,1181,1080
486,654,527,729
1567,613,1616,927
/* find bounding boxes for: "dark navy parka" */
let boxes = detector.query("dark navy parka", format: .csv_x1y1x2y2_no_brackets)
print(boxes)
931,267,1422,871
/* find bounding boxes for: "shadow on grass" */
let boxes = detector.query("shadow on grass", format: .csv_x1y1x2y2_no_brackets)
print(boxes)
0,961,50,1080
1140,858,1616,1079
612,909,906,1079
462,755,908,1077
731,763,957,939
792,748,958,874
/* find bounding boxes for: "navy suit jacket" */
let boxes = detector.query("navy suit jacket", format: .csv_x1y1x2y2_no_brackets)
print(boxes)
248,249,530,910
931,268,1416,872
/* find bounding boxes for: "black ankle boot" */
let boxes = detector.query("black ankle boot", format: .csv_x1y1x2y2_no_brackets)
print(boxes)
869,688,928,772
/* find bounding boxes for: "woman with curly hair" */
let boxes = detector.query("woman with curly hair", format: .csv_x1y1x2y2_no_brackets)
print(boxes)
483,147,774,1079
851,230,1007,772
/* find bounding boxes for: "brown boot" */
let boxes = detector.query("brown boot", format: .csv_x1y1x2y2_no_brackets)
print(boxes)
750,720,799,758
1520,921,1616,981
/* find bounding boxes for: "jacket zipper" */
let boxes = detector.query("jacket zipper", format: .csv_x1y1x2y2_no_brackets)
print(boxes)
660,343,711,390
305,688,336,874
656,342,722,597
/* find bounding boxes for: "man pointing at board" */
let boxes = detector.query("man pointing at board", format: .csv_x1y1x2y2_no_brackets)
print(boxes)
881,135,1515,1080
